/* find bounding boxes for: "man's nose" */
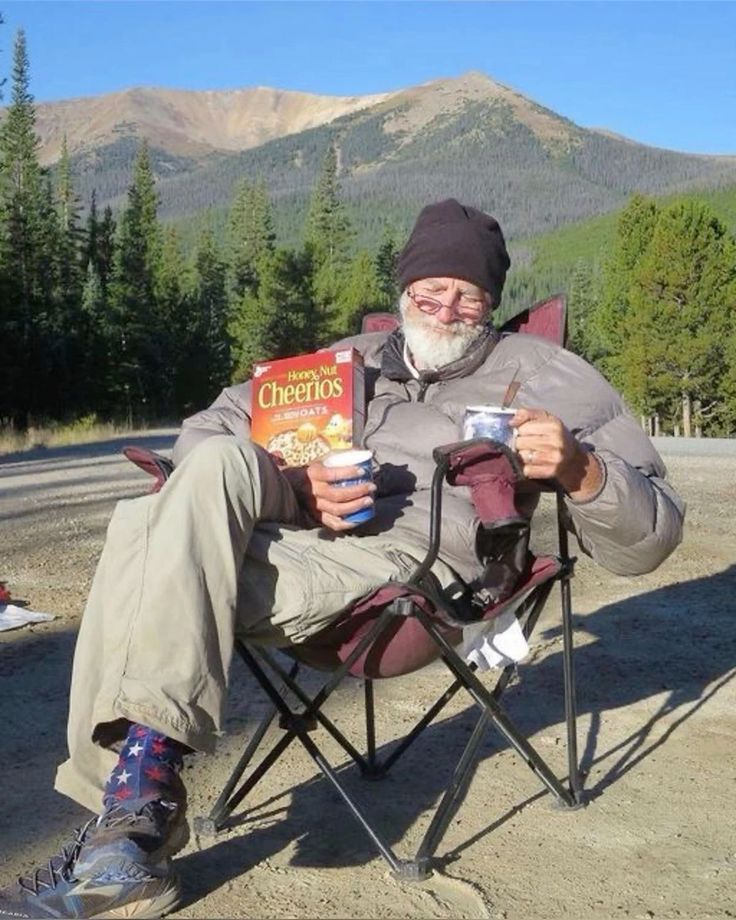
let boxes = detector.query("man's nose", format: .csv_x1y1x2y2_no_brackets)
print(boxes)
433,294,461,321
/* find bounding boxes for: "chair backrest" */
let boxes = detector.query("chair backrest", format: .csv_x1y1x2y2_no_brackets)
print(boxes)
499,293,567,347
361,312,401,334
360,294,568,347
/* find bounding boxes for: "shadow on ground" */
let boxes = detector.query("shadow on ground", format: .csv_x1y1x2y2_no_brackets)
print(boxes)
1,566,733,895
0,431,177,470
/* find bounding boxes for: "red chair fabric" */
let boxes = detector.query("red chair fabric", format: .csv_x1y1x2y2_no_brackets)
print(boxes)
500,293,567,345
361,312,400,333
290,555,560,679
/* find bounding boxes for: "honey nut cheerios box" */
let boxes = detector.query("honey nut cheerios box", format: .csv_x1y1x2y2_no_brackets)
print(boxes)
250,347,365,467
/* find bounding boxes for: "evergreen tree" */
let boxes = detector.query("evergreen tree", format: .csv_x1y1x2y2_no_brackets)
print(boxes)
0,29,48,425
304,142,352,336
157,225,197,413
627,199,736,434
193,228,231,399
374,227,400,307
84,189,99,271
107,141,165,421
567,258,600,357
96,204,116,294
226,179,275,300
229,247,316,381
337,249,383,333
56,136,84,307
589,195,659,392
590,195,736,434
79,261,109,411
53,135,87,410
720,316,736,434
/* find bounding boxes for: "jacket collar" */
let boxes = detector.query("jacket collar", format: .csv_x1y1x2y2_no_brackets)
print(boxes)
381,324,500,383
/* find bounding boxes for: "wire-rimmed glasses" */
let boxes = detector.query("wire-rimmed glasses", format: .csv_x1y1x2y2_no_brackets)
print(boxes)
407,288,487,320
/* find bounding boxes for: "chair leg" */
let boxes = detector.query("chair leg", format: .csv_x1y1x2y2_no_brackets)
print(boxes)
242,641,407,874
559,559,585,804
557,493,585,805
416,607,577,809
254,646,370,772
362,679,385,779
194,657,301,835
413,709,490,871
194,701,280,835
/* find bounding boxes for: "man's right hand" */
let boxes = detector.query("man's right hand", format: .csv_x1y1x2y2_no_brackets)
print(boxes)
282,460,376,531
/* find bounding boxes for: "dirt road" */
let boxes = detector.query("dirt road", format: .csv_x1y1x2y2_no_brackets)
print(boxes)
1,434,734,919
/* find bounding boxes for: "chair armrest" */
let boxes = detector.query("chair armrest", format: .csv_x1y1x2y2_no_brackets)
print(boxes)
122,446,174,493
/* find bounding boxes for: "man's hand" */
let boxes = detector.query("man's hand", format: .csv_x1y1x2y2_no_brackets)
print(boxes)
510,408,603,501
282,460,376,531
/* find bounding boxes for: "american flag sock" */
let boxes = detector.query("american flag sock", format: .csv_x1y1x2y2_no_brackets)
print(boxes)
102,723,186,810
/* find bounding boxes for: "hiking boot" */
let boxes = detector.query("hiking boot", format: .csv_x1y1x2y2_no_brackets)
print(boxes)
76,792,190,877
0,796,189,920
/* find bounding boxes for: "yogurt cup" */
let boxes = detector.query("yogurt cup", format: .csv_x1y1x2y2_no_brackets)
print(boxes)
462,405,516,448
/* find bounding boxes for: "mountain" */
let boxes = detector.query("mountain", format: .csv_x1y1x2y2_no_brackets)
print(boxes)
30,84,392,163
13,71,736,244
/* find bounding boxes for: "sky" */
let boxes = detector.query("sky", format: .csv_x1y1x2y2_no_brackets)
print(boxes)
1,1,734,156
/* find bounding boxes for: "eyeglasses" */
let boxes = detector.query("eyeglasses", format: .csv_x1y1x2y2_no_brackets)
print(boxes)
407,288,487,319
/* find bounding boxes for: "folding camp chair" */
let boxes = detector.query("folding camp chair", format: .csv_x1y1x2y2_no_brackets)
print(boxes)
124,294,586,882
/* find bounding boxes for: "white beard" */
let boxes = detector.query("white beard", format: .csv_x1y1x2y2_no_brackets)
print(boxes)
400,297,486,370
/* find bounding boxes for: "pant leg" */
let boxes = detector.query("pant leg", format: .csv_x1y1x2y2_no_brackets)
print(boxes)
235,526,463,646
55,436,302,813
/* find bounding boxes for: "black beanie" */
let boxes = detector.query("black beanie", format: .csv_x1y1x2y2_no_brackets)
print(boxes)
397,199,511,306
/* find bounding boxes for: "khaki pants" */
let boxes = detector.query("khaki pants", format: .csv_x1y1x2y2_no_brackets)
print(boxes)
55,436,457,813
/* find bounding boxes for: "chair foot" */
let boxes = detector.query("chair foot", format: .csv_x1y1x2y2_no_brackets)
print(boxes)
193,815,224,837
360,763,388,782
550,790,587,811
391,858,433,882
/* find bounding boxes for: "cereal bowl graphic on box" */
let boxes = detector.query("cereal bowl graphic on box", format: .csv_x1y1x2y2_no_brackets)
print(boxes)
251,348,365,466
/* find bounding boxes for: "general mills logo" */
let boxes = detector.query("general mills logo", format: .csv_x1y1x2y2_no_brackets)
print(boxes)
253,364,271,378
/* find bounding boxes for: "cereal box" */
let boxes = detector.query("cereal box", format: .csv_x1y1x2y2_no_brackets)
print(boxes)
250,348,365,466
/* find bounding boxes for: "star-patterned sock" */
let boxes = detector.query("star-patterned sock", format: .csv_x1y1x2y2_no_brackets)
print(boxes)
102,723,186,810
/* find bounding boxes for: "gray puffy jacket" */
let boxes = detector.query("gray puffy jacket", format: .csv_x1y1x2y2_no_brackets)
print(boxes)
173,327,685,582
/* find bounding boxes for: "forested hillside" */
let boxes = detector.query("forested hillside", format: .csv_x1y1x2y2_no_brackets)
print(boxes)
28,71,736,247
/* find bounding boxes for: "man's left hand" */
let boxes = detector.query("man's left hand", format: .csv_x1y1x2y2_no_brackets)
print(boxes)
511,408,603,501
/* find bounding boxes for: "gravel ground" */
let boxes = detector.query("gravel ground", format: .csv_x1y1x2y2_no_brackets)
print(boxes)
0,432,735,919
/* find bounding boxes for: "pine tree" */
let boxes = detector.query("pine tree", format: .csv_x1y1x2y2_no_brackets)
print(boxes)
589,195,659,394
84,189,99,270
304,142,352,336
229,247,316,381
226,179,275,300
56,136,83,306
96,205,116,294
374,227,400,307
567,258,600,358
79,261,109,412
157,225,197,414
0,29,48,425
193,229,231,399
107,141,165,421
337,250,383,333
720,316,736,434
628,199,736,434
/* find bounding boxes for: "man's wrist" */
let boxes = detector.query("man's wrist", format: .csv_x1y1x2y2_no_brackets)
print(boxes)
281,465,309,501
559,446,605,502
